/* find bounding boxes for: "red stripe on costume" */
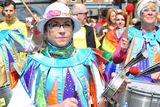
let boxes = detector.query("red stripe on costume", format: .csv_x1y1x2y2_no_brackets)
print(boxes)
85,65,98,107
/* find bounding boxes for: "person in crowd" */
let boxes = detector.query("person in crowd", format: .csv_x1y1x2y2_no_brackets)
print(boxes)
99,12,127,88
98,8,117,42
113,0,160,82
0,29,26,107
101,12,127,62
71,3,100,48
8,2,129,107
0,0,4,22
0,0,30,58
0,3,40,107
0,21,40,106
95,8,108,36
0,0,27,37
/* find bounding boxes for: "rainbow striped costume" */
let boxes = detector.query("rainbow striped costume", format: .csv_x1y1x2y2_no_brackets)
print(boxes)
0,29,25,87
12,47,107,107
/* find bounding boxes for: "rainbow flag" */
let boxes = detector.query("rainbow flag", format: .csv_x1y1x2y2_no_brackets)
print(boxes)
101,30,119,61
100,30,120,83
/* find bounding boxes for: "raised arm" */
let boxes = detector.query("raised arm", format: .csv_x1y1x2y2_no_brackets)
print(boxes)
112,37,128,64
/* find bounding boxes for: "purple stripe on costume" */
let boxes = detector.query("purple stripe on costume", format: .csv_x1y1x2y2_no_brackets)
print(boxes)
6,47,14,70
135,43,151,81
137,59,149,71
63,70,82,107
104,63,116,83
137,43,149,71
23,63,34,92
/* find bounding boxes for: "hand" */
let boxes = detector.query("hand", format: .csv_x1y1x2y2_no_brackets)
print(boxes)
47,98,78,107
111,72,131,93
25,14,41,29
98,97,108,107
32,14,41,25
120,38,128,53
26,14,41,38
26,17,33,30
118,77,131,93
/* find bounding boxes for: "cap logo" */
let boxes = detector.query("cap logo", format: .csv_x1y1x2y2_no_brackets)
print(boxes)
47,10,62,18
46,10,72,18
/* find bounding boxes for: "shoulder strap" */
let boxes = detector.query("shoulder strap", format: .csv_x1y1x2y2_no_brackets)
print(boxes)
84,25,96,48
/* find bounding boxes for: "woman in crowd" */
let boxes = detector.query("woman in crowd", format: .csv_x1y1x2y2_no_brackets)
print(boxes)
113,0,160,82
97,8,117,42
100,12,127,86
101,12,127,61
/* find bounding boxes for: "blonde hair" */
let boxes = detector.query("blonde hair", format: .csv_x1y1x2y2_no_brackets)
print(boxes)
135,0,158,20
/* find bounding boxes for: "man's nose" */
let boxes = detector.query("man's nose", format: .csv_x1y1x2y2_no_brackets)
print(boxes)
59,26,65,32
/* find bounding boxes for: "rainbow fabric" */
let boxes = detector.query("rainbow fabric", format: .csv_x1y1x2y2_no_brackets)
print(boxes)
101,31,119,62
13,48,108,107
100,29,123,83
0,29,25,87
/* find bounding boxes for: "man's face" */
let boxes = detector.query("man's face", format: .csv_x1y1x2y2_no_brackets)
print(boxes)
46,18,73,47
76,9,88,25
3,4,16,21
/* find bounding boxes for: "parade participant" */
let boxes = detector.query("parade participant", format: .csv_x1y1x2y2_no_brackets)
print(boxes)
95,8,108,36
71,3,100,48
98,12,128,107
0,29,26,107
113,0,160,82
101,12,127,62
0,0,30,59
0,0,27,37
0,21,40,107
98,8,117,42
98,12,127,96
0,0,4,22
0,3,40,106
8,2,129,107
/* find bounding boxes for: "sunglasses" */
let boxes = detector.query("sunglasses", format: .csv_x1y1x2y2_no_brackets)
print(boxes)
77,12,88,15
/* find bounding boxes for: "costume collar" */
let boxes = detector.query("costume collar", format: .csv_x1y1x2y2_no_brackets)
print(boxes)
42,42,75,59
134,22,159,31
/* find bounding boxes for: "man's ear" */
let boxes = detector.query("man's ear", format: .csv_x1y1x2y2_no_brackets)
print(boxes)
2,10,5,16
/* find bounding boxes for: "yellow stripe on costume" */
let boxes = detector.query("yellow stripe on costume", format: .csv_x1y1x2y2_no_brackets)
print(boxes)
151,47,160,80
0,52,7,87
153,47,160,64
0,98,6,106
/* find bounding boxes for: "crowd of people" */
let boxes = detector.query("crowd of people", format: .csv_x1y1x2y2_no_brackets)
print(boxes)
0,0,159,107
